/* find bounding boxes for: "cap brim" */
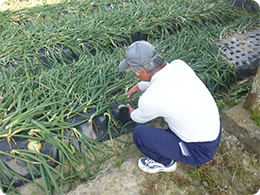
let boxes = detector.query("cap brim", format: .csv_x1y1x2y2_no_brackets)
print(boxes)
118,59,129,72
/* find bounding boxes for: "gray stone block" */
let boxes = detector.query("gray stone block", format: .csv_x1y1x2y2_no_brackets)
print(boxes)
221,103,260,155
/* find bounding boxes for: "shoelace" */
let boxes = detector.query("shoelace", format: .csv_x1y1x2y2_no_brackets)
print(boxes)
145,158,159,166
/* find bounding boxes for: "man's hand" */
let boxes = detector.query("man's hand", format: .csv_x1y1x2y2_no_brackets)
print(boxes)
127,104,135,118
128,84,140,100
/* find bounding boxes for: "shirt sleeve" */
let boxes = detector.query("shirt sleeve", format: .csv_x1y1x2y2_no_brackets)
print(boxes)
138,81,151,92
130,97,161,123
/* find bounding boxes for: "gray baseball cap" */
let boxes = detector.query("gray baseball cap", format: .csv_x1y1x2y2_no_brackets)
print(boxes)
118,41,159,72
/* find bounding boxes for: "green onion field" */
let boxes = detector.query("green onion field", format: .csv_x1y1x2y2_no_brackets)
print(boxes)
0,0,259,194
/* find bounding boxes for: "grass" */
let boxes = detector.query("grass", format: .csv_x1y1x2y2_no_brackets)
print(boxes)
251,112,260,127
0,0,260,194
214,81,253,111
214,80,260,127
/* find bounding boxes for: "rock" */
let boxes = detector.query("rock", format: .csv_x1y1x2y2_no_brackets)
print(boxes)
244,64,260,116
221,103,260,155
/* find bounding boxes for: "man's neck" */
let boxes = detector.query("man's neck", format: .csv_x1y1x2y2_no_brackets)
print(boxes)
152,63,167,74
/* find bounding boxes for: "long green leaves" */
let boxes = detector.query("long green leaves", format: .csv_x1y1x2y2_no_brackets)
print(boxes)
0,0,259,194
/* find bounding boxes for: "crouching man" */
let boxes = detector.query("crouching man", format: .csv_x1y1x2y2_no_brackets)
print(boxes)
118,41,221,173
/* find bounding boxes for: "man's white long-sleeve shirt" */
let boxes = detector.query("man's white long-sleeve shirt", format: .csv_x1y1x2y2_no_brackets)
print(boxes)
131,60,220,142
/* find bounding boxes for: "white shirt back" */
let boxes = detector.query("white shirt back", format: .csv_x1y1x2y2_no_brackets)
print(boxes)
131,60,220,142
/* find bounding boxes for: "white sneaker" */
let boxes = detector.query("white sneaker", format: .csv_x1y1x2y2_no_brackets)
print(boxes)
138,157,177,173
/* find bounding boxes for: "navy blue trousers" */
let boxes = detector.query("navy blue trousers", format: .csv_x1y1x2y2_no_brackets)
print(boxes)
133,124,222,166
